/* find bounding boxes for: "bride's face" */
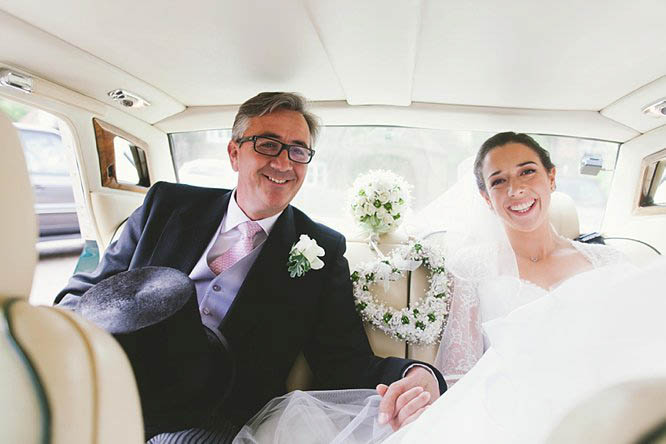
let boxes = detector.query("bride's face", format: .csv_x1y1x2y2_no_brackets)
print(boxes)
480,142,556,233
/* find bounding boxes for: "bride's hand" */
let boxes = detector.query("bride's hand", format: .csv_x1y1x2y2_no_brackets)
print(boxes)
376,367,440,431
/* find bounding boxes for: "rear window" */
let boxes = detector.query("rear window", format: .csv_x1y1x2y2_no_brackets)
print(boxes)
170,127,619,234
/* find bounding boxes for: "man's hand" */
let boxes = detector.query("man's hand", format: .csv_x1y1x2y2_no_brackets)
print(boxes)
376,367,440,431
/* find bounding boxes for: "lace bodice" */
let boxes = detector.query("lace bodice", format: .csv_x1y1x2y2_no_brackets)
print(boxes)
434,241,627,386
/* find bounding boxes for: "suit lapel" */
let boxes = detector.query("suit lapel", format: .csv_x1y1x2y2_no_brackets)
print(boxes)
148,190,232,273
220,206,296,338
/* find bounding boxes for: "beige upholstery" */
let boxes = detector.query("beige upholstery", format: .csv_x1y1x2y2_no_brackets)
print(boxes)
0,112,143,444
346,231,439,364
0,113,36,297
601,237,661,266
346,231,412,360
549,191,580,239
90,192,143,251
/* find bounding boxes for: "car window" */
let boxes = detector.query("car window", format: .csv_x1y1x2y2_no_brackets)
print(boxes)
19,129,69,176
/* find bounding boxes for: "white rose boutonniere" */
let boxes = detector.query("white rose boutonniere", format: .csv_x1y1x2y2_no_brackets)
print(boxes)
287,234,325,278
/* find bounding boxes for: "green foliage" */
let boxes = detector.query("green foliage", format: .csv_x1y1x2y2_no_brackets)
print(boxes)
287,254,311,278
0,98,30,122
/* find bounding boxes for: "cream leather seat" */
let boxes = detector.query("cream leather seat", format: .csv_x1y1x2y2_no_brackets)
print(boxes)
0,112,144,444
549,191,580,239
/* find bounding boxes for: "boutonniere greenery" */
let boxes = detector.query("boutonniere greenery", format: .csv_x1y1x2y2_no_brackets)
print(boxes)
287,234,325,278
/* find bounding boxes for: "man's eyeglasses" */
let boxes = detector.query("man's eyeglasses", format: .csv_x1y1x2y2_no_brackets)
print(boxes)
237,136,315,164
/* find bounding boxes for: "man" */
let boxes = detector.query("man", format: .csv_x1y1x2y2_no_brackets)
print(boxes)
56,92,445,439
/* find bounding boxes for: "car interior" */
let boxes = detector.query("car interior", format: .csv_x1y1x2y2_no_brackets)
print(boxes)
1,1,665,443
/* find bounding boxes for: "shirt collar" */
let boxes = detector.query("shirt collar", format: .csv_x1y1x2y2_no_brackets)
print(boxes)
222,189,282,235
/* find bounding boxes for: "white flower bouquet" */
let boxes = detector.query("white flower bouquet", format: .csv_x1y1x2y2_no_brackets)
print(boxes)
349,170,411,235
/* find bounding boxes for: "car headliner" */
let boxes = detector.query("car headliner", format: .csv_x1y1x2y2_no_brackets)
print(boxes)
0,0,665,141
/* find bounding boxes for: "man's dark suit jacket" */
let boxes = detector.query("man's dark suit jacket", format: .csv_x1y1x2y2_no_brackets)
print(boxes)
55,182,446,425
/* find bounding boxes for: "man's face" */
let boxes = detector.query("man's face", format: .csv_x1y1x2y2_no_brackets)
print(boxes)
228,109,310,220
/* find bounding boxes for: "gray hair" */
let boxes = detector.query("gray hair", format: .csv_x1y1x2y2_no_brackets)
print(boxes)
231,92,320,146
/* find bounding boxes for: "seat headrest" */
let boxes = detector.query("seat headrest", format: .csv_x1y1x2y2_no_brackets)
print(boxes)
549,191,580,239
0,112,37,299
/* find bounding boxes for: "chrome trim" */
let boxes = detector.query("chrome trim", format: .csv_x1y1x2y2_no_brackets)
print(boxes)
642,98,666,118
0,69,33,94
107,89,151,108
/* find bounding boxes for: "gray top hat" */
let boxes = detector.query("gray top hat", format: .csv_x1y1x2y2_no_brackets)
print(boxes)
78,266,234,439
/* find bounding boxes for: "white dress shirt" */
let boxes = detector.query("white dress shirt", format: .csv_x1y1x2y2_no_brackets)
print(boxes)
189,190,281,332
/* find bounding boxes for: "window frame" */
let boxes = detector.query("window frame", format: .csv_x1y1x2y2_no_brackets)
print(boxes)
635,147,666,215
93,118,150,192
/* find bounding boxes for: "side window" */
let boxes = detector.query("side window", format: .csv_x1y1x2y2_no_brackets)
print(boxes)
638,148,666,211
93,118,150,191
0,95,85,306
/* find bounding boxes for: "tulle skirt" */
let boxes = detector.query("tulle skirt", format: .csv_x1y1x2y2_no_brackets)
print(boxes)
233,389,393,444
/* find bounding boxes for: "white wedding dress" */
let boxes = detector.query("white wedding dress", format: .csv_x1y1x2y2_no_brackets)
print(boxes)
435,239,628,387
386,256,666,443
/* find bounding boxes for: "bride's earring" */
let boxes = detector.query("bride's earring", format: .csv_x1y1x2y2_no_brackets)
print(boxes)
551,182,556,191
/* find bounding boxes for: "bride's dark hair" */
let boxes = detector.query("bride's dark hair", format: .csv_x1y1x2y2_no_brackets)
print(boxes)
474,131,555,192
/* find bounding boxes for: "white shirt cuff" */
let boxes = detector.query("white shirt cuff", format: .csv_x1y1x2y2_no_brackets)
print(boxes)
402,363,438,384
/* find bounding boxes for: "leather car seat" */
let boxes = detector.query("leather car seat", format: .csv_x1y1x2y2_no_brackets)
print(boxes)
0,111,144,444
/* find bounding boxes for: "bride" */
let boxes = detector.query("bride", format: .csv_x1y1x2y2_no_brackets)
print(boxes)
386,132,666,443
434,131,627,387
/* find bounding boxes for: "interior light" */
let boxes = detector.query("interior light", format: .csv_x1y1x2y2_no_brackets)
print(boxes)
107,89,150,108
0,69,33,94
642,98,666,118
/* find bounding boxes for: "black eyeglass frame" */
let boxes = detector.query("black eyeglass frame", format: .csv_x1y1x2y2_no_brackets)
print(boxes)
236,135,316,164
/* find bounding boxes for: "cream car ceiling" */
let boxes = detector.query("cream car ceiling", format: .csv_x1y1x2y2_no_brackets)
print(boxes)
0,0,665,138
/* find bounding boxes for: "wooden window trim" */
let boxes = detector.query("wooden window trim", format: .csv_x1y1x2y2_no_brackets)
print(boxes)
93,118,149,193
634,147,666,216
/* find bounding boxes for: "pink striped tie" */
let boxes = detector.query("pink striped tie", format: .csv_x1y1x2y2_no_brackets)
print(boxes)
209,221,262,275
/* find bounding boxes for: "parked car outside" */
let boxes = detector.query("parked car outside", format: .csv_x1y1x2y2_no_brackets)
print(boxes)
14,123,80,238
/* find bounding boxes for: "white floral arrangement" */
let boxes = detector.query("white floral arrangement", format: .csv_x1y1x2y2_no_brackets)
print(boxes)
349,170,412,235
352,239,452,345
287,235,325,278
